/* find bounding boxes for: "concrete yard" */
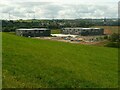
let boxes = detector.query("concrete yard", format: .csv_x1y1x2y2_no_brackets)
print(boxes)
34,34,107,45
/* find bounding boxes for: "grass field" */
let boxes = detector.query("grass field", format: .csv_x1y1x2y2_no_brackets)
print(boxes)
51,29,61,34
2,33,118,88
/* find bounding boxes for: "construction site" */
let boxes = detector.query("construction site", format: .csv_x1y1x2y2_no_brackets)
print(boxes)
34,33,107,45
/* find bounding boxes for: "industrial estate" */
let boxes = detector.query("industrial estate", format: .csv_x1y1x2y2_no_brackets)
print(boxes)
1,3,119,88
16,28,51,37
16,27,104,37
15,27,105,44
61,28,104,35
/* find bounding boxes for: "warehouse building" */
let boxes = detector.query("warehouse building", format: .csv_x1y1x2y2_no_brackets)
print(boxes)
61,28,104,36
16,28,51,37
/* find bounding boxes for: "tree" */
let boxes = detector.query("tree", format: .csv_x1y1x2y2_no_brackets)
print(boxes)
109,33,119,42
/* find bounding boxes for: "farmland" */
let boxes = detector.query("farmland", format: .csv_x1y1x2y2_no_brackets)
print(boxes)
2,33,118,88
92,26,119,34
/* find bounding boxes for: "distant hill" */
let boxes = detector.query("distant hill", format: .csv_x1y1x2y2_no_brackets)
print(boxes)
2,18,118,32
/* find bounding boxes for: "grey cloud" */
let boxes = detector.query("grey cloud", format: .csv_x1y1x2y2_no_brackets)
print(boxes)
12,13,26,18
25,9,35,13
1,6,15,13
16,2,52,8
0,2,118,19
42,4,63,18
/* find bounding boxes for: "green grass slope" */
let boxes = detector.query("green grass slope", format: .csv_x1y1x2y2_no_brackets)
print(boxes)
2,33,118,88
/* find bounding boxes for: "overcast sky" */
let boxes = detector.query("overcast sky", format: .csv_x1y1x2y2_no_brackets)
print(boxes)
0,0,119,20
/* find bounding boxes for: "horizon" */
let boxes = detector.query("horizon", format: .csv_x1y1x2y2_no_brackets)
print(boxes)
1,17,118,21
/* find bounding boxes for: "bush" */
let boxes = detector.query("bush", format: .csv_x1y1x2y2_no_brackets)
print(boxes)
104,35,108,39
105,42,119,48
109,33,119,42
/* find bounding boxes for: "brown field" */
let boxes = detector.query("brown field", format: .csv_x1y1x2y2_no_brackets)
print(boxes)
92,26,119,35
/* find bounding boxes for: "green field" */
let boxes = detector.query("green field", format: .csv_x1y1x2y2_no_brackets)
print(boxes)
51,29,61,34
2,33,118,88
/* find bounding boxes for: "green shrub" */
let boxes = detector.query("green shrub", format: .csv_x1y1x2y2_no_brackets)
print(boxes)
105,42,119,48
109,33,119,42
104,35,108,39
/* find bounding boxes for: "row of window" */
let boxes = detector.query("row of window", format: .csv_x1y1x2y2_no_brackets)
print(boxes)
20,30,44,33
63,30,101,32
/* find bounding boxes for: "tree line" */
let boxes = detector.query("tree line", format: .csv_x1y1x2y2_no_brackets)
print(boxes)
2,19,118,32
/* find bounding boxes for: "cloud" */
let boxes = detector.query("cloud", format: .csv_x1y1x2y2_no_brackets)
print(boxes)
57,3,118,19
0,1,118,20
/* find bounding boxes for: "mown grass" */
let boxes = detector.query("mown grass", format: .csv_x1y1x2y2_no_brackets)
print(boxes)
2,33,118,88
51,29,61,34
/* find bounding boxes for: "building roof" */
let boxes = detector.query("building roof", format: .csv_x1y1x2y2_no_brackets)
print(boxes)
63,27,102,29
16,28,50,31
51,34,78,37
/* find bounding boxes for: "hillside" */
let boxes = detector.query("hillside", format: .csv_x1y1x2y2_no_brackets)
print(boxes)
2,33,118,88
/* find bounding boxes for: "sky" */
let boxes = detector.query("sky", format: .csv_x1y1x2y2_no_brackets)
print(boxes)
0,0,119,20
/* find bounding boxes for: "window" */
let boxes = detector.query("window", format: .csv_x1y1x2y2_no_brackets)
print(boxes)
39,31,43,33
29,31,31,34
35,30,39,33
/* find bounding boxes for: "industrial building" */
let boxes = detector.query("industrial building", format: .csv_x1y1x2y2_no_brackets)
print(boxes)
16,28,51,37
61,28,104,36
